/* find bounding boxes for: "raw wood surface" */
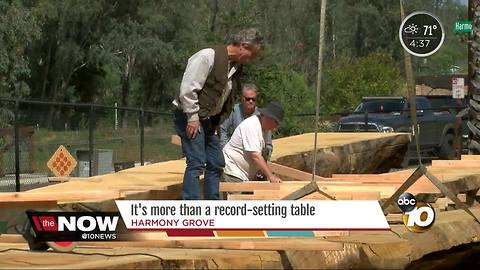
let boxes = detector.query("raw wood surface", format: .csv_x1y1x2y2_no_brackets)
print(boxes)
283,206,480,269
0,243,283,269
271,132,410,176
461,155,480,160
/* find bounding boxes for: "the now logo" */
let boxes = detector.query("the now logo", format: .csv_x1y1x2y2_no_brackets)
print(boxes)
58,216,119,232
26,211,121,242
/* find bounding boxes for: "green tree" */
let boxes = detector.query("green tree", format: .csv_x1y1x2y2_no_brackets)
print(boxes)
244,63,315,136
322,52,404,114
0,1,41,98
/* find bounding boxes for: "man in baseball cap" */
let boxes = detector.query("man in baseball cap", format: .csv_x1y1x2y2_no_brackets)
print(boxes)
222,101,284,183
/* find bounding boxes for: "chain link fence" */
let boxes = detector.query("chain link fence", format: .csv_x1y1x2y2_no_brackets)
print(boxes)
0,98,181,192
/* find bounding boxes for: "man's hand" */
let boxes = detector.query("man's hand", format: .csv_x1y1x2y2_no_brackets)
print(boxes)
248,151,281,183
269,175,282,183
186,120,201,139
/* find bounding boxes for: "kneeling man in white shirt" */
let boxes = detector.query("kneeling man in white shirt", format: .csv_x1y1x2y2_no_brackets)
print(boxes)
223,101,284,183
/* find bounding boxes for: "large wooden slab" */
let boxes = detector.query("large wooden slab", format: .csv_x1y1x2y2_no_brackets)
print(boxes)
0,243,283,269
0,159,188,207
282,206,480,269
271,132,410,177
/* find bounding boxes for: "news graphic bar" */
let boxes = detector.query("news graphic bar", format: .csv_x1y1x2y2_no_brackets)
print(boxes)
115,200,390,236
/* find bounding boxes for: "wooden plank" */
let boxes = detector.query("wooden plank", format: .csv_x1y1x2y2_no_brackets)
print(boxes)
248,181,439,199
432,160,480,168
433,198,451,210
0,234,25,243
0,200,58,209
461,155,480,161
314,231,350,237
48,176,91,182
268,162,327,181
0,243,283,269
330,175,438,186
386,213,403,223
79,238,344,251
227,192,362,200
171,134,181,146
253,188,392,199
331,173,414,183
227,194,259,200
0,190,120,204
331,173,411,178
220,182,280,192
347,191,380,200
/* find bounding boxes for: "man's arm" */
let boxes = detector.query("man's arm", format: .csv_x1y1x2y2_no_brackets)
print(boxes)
247,151,282,183
263,130,273,160
178,49,214,138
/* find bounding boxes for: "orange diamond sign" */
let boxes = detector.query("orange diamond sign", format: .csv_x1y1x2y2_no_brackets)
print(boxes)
47,145,77,177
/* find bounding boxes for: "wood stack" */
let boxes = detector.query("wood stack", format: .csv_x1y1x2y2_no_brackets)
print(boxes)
1,133,480,269
223,155,480,207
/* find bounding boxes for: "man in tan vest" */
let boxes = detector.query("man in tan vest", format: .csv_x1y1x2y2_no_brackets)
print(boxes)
173,29,264,200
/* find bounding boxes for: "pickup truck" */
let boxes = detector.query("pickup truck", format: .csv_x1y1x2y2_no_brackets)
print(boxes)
336,96,457,161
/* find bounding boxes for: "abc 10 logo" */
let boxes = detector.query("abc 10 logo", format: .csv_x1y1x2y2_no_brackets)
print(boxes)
397,193,435,233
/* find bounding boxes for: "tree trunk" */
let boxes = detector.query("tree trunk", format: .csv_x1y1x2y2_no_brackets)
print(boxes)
43,68,60,129
354,15,363,57
210,0,218,32
40,37,54,100
120,54,135,128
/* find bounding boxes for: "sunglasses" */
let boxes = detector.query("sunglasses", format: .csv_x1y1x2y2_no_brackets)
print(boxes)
244,97,256,102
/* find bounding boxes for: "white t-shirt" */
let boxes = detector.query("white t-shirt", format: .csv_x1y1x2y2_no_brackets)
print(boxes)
223,115,265,181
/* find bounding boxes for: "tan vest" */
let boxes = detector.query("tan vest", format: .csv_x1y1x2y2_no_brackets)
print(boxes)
197,46,242,126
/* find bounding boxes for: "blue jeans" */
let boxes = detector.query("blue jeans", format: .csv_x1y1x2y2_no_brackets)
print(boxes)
174,110,225,200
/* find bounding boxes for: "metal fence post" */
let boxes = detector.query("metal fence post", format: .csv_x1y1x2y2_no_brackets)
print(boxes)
139,107,145,166
89,104,95,177
14,99,20,192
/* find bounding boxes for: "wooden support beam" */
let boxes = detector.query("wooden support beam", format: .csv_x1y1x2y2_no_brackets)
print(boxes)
386,214,404,224
268,162,327,181
461,155,480,160
433,197,451,211
227,192,361,200
248,181,440,199
432,160,480,168
0,201,58,209
227,194,258,200
48,176,91,183
330,175,438,186
171,134,181,146
314,231,350,237
0,190,120,205
220,182,281,192
331,173,414,183
0,234,25,243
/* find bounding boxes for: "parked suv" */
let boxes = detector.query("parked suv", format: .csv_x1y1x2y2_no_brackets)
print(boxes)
336,96,457,160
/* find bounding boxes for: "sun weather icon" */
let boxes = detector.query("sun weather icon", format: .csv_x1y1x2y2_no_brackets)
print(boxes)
404,23,418,35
